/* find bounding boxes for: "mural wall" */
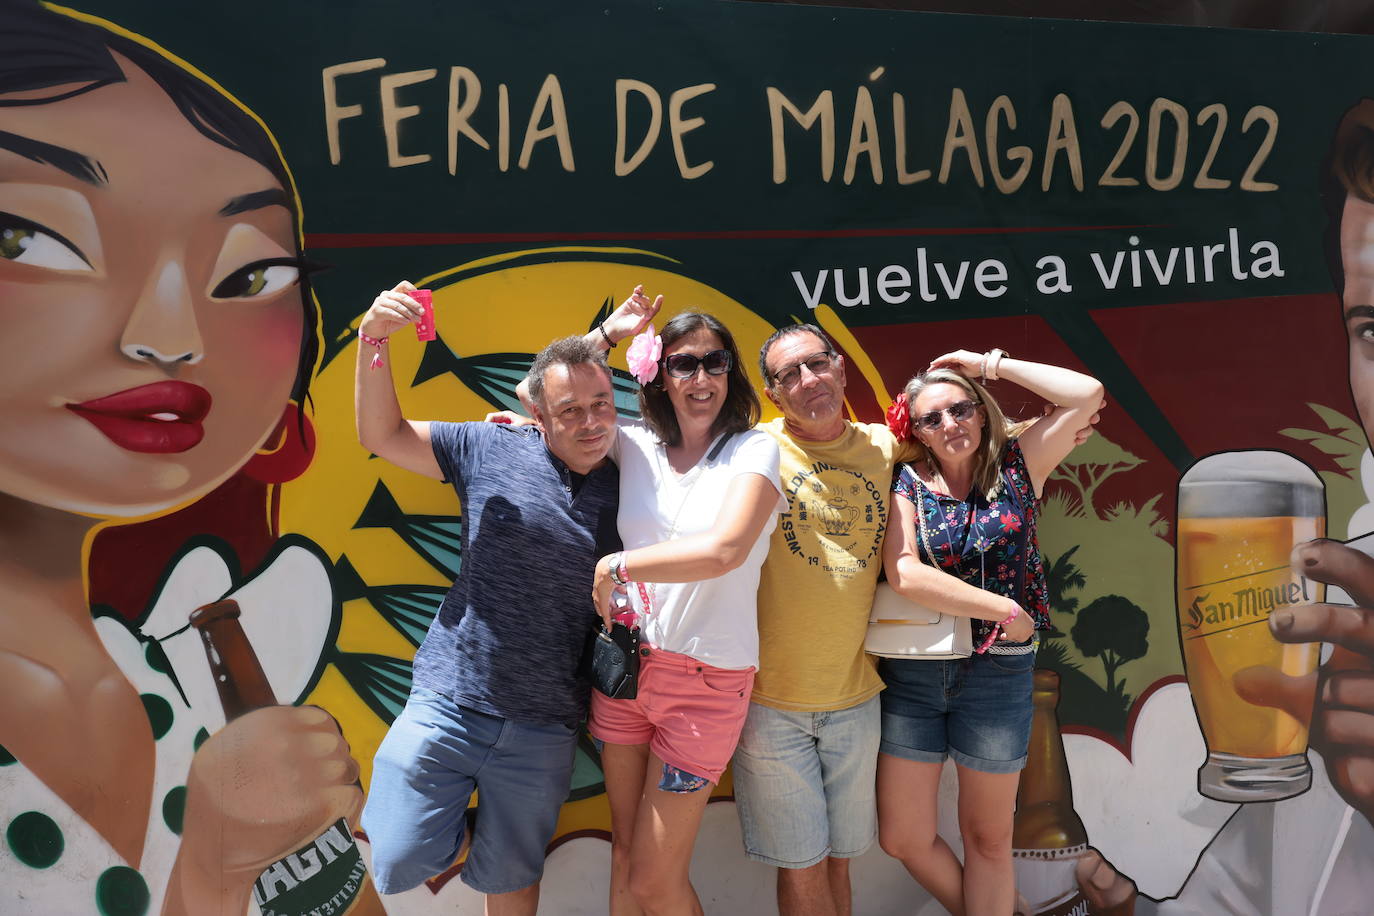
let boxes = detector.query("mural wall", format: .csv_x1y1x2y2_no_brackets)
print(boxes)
1,0,1371,912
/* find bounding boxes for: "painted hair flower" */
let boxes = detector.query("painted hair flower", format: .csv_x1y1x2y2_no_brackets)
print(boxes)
626,324,663,385
885,392,912,442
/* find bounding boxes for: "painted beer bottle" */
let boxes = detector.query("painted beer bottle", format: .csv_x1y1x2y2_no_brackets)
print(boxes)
1013,669,1091,916
190,599,379,916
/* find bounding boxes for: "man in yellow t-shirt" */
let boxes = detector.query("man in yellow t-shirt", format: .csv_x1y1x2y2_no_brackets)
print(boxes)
732,324,917,916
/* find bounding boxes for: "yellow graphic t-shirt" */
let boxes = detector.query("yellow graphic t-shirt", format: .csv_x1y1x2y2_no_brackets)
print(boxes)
752,418,917,711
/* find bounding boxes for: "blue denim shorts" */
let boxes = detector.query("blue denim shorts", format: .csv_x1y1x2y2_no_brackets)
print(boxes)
730,695,880,868
361,688,578,895
878,649,1035,774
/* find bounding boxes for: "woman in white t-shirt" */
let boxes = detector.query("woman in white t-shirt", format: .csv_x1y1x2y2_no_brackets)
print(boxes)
588,294,785,916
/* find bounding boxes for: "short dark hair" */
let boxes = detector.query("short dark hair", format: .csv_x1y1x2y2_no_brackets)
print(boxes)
640,312,761,447
1323,99,1374,295
757,323,836,386
527,336,611,407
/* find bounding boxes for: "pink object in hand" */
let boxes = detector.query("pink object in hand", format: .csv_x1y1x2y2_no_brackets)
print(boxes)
413,289,435,341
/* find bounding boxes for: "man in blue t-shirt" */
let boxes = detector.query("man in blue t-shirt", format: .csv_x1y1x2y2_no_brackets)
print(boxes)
353,281,620,915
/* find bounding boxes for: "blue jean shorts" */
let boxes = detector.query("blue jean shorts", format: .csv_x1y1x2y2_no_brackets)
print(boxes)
878,649,1035,774
361,687,579,895
730,695,880,868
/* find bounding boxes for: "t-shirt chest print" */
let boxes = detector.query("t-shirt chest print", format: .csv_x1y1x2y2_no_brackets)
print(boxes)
780,460,887,578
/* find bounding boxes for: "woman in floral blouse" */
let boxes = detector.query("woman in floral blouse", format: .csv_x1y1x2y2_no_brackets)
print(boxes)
876,349,1103,915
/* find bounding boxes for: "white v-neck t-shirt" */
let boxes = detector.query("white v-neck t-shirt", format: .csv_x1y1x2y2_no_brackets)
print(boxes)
613,422,784,670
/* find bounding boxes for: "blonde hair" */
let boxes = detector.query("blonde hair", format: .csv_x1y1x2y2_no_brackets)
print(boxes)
902,369,1033,500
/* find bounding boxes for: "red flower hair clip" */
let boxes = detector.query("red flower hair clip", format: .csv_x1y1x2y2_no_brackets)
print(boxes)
885,392,912,442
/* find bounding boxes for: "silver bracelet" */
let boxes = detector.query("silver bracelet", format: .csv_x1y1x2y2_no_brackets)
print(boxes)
986,348,1007,381
607,552,628,585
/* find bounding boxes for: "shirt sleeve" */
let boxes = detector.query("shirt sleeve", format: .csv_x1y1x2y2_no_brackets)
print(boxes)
429,421,497,486
725,430,784,505
891,462,919,504
614,419,658,466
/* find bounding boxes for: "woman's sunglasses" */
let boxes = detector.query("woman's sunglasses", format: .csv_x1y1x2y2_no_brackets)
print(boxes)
664,348,733,379
914,399,980,431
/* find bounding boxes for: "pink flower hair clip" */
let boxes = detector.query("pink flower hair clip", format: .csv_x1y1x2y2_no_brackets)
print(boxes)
885,392,912,442
626,323,663,385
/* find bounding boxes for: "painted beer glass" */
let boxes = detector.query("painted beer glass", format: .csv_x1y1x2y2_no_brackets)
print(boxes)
1176,450,1324,801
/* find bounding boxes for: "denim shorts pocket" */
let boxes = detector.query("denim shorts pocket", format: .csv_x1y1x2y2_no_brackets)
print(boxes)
985,648,1036,674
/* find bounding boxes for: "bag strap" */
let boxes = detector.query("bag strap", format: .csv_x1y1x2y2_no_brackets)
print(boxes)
912,473,939,570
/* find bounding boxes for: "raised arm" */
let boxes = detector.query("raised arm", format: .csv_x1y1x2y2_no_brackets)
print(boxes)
354,280,443,479
928,350,1104,495
882,486,1034,642
587,284,663,352
590,472,780,627
492,285,664,425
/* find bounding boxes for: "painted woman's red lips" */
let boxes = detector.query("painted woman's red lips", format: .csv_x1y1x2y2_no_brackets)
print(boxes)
66,381,212,453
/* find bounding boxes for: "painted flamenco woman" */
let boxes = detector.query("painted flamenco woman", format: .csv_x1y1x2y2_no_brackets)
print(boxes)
0,4,371,914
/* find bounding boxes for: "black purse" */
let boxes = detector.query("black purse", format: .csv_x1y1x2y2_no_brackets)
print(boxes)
584,621,640,699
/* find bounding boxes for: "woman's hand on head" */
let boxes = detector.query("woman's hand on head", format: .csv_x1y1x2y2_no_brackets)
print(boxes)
927,350,984,377
360,281,425,339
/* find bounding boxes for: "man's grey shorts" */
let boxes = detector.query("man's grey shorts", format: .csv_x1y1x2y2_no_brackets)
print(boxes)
729,695,880,868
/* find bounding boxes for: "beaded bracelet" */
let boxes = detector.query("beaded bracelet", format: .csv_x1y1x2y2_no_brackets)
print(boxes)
359,330,388,370
976,602,1023,654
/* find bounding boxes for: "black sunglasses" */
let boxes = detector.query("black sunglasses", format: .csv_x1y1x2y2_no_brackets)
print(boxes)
914,399,981,431
664,348,733,379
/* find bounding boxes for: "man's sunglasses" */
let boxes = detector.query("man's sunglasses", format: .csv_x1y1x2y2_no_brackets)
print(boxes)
664,348,733,379
914,399,981,431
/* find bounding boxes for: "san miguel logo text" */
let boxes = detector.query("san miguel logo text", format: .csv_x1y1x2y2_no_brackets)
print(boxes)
1181,571,1308,639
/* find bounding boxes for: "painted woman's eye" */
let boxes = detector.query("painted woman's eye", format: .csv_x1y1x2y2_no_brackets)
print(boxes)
211,258,301,299
0,213,92,271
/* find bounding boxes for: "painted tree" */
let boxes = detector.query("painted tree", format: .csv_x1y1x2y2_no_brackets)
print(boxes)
1045,544,1086,616
1049,432,1144,519
1071,594,1150,700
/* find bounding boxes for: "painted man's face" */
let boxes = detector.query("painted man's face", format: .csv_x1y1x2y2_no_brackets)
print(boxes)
0,55,304,516
1340,194,1374,442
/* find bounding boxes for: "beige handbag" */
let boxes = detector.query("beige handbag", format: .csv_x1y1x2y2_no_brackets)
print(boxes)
864,475,973,659
865,583,972,659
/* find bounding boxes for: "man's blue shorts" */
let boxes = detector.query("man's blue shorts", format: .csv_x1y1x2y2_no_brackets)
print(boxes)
361,687,579,895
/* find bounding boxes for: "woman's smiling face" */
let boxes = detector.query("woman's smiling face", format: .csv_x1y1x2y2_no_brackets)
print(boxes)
0,56,305,517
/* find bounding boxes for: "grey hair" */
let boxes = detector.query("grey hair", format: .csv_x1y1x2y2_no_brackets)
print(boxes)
526,336,611,407
903,368,1033,500
758,323,836,385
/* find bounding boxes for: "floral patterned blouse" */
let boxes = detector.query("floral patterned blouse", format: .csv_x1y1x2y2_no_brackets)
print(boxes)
891,439,1051,644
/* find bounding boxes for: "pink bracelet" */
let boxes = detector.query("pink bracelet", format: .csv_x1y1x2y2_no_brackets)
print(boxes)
975,603,1022,654
359,330,388,370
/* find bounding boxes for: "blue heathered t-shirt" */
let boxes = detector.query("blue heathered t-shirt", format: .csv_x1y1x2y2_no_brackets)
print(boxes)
411,421,620,726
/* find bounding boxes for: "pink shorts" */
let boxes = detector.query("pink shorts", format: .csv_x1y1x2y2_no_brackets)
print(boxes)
589,646,755,784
